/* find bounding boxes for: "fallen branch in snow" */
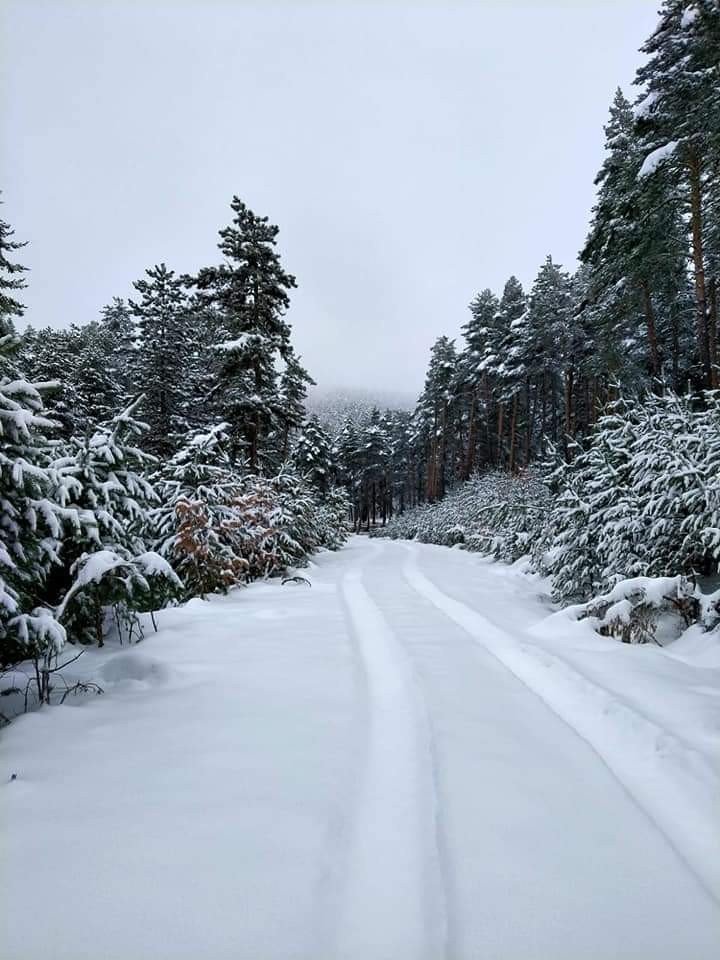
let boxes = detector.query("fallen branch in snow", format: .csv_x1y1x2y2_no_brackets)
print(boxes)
59,681,104,704
282,576,311,586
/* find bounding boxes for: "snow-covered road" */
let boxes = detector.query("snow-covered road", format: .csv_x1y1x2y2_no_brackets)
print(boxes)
3,538,719,959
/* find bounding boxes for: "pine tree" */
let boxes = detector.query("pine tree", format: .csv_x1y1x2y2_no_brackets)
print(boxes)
0,196,28,336
275,349,315,463
70,323,124,433
634,0,720,387
491,277,527,469
459,288,500,475
0,336,69,669
292,416,334,493
48,399,161,644
416,337,458,501
195,197,309,470
130,263,191,455
100,297,137,401
582,89,691,391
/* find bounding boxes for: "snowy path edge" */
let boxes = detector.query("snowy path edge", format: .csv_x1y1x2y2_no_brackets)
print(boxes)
401,544,720,906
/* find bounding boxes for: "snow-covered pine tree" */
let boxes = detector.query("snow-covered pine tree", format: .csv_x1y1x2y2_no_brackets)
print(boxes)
130,263,191,455
524,257,579,456
275,348,315,464
459,288,500,475
194,197,310,470
581,89,692,392
416,337,458,501
18,326,79,438
634,0,720,388
48,398,169,644
0,195,28,336
0,335,70,670
151,422,249,598
70,322,124,433
489,277,527,469
292,415,334,494
100,297,137,402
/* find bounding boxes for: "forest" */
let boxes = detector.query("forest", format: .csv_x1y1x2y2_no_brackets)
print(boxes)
1,0,719,705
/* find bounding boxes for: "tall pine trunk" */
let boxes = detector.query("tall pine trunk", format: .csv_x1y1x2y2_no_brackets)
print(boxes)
640,279,660,381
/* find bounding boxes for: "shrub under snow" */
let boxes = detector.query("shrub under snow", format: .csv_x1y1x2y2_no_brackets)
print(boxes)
371,470,548,562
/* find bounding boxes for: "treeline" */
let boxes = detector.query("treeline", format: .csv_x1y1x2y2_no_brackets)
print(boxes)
373,391,720,641
0,195,348,703
339,1,720,510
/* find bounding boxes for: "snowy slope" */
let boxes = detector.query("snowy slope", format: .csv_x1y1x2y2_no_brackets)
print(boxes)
2,538,719,959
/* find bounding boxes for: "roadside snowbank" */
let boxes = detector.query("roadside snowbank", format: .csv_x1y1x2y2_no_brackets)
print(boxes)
407,544,720,902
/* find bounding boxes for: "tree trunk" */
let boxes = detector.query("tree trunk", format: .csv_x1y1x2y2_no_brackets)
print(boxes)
640,279,660,382
524,377,532,466
508,394,518,473
708,276,718,389
496,403,505,470
464,390,478,479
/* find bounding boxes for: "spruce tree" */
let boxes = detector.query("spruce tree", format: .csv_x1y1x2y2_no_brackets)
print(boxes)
130,263,190,455
100,297,137,401
292,416,334,494
0,196,28,336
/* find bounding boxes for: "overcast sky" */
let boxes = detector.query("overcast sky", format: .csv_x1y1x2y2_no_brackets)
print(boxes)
2,0,658,396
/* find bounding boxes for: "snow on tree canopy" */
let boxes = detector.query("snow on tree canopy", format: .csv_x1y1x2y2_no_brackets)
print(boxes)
638,140,679,178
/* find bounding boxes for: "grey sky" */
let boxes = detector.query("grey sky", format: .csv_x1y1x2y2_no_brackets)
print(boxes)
2,0,658,396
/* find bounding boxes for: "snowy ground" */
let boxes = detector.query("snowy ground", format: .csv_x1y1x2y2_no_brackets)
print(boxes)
2,537,719,959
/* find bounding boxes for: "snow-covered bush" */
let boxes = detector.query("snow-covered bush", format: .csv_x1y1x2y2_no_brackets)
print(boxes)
57,550,183,646
538,392,720,604
563,575,720,645
152,425,348,597
371,470,548,561
42,398,182,645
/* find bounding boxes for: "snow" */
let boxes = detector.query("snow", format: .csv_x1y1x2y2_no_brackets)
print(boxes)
2,538,719,958
134,550,182,585
214,333,267,352
681,5,699,28
633,89,658,119
70,548,127,586
638,140,680,178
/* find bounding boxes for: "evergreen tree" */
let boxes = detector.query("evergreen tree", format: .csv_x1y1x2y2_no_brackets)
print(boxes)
195,197,309,469
460,288,500,475
582,89,691,391
100,297,137,401
275,349,315,461
70,322,124,433
0,336,69,668
634,0,720,387
0,196,28,335
130,263,190,455
416,337,458,501
292,416,334,493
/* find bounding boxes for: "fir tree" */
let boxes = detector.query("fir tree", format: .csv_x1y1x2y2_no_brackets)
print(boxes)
292,416,334,493
130,263,190,455
0,196,28,335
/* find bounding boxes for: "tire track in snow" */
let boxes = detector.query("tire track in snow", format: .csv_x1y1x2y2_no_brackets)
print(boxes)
401,542,720,906
335,544,448,960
